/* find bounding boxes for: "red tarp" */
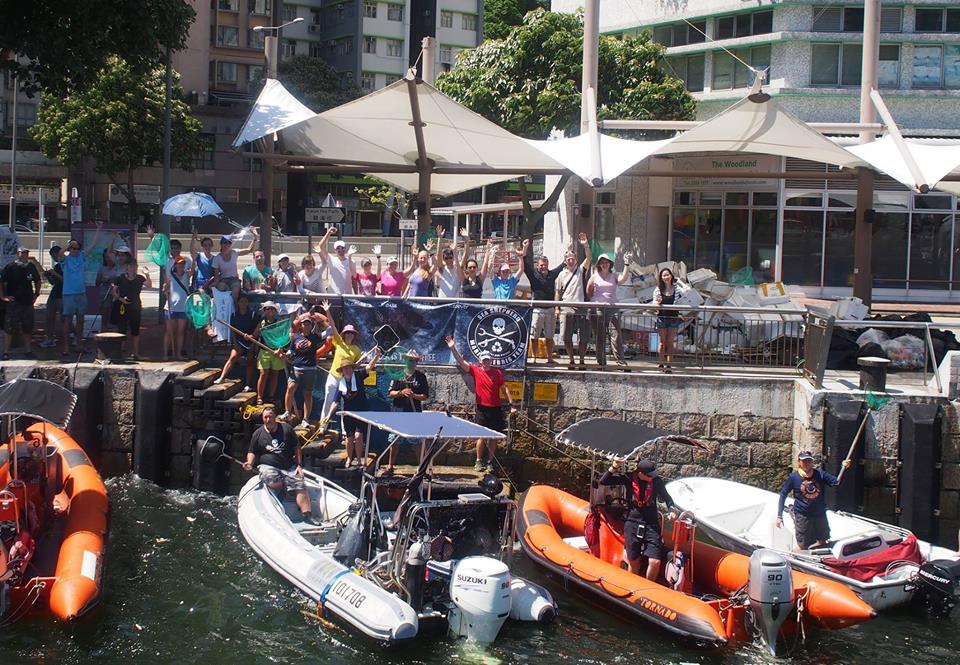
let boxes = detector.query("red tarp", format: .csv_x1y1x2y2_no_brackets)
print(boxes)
823,534,922,582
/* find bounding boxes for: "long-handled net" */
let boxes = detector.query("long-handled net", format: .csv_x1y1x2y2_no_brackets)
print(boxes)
260,318,292,350
146,233,171,267
186,292,215,329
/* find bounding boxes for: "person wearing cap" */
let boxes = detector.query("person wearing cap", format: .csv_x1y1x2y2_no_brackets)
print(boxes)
322,348,382,468
586,250,633,368
40,246,64,349
777,450,851,551
190,230,217,293
212,228,258,302
354,245,382,296
164,238,193,280
282,314,326,427
162,255,191,360
318,299,364,421
242,250,273,293
433,225,471,298
0,246,42,359
556,233,593,369
489,240,527,301
315,227,356,295
385,348,430,475
214,293,258,391
378,254,404,297
252,300,287,404
445,335,516,472
599,457,678,580
110,259,153,360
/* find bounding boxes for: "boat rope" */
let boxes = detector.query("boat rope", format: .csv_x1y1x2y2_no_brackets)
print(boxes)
317,568,357,616
241,404,268,420
0,580,46,625
795,586,809,643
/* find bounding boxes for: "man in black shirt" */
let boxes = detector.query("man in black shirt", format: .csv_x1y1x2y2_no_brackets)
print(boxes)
522,239,565,365
599,458,678,581
40,246,63,349
0,247,42,359
385,349,430,474
242,406,319,525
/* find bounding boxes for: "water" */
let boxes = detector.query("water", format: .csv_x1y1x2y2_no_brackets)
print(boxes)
1,475,958,665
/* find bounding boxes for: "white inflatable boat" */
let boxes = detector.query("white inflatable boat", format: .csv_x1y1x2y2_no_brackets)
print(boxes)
667,477,960,612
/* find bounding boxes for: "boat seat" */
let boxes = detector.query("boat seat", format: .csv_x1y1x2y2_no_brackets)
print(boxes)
562,536,589,551
704,503,767,534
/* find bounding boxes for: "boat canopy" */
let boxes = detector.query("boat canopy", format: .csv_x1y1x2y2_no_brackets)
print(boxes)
556,417,707,458
0,378,77,429
343,410,505,440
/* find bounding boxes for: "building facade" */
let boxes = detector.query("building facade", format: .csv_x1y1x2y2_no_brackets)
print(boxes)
552,0,960,300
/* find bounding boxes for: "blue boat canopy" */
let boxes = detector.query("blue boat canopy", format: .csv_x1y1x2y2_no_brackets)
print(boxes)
342,410,505,440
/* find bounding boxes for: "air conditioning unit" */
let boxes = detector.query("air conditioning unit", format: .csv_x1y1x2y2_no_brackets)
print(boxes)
309,24,320,33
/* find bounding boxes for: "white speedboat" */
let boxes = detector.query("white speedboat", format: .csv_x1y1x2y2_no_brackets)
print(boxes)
667,476,960,613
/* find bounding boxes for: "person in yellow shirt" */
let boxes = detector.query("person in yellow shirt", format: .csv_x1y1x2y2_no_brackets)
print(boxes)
318,299,362,423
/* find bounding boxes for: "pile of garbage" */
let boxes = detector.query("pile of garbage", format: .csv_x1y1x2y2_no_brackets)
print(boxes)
827,311,960,371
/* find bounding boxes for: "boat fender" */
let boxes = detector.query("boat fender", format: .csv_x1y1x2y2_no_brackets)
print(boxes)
664,550,688,592
404,540,427,612
584,508,601,557
747,549,795,657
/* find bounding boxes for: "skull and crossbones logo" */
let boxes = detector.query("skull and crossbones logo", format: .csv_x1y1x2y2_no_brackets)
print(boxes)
476,317,518,353
467,307,528,367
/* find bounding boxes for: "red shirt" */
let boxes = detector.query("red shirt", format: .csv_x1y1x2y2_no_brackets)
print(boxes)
469,364,505,407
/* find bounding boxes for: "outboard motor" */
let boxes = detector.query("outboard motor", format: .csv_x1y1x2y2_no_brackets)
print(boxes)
916,559,960,618
447,556,511,643
508,576,556,623
747,549,795,656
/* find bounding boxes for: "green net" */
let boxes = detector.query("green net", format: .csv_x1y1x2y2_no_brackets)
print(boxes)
145,233,171,267
588,239,614,263
417,229,437,250
381,346,410,380
730,266,755,285
866,390,891,410
260,318,291,350
186,292,215,329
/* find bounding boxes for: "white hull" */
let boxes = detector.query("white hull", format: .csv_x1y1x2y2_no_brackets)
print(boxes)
666,477,959,611
237,475,419,644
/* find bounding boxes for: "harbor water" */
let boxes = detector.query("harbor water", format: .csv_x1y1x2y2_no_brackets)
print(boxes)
1,475,958,665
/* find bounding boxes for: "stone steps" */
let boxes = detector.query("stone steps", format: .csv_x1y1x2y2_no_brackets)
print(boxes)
195,378,243,402
175,367,220,390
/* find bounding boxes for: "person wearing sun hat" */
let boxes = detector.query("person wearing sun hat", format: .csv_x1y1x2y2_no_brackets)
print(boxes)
777,450,851,551
322,348,382,468
599,457,678,580
586,249,633,369
317,299,365,423
281,313,326,427
384,348,430,475
253,300,286,405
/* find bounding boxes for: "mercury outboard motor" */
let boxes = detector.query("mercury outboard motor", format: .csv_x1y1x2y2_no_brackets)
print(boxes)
916,559,960,618
747,549,795,656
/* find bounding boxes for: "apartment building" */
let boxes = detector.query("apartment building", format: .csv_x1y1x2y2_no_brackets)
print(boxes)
552,1,960,300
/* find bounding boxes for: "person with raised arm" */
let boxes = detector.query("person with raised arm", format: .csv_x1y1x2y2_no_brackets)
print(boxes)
586,249,633,368
404,239,437,297
355,244,382,296
57,220,103,357
434,225,471,299
189,230,217,293
445,335,517,472
212,227,258,303
523,235,571,364
322,347,382,468
316,227,356,295
556,233,593,369
461,238,489,299
317,298,363,424
491,241,527,301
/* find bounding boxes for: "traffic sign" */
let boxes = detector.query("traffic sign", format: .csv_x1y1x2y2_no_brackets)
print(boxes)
398,218,417,231
305,207,344,224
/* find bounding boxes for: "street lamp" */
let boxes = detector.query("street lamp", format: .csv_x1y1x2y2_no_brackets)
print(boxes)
251,16,303,263
7,72,17,230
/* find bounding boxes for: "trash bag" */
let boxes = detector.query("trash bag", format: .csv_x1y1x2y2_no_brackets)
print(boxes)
145,233,171,267
333,502,369,565
856,329,889,347
259,317,291,349
881,334,926,369
730,266,754,285
827,328,861,371
186,292,215,329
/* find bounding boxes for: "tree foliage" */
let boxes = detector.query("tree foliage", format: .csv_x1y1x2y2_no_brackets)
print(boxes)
277,55,363,112
354,177,412,220
483,0,550,40
30,57,203,209
0,0,195,95
437,9,696,140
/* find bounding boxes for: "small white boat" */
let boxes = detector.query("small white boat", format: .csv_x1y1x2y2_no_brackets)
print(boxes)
667,477,960,613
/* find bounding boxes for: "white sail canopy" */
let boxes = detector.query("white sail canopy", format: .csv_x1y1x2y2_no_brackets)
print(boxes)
846,135,960,193
231,78,316,149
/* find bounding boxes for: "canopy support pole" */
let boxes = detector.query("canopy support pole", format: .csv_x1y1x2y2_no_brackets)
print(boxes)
406,72,434,235
585,87,603,186
870,89,929,193
854,0,881,307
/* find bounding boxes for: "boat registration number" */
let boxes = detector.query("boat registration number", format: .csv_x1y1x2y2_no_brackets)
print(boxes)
333,581,367,609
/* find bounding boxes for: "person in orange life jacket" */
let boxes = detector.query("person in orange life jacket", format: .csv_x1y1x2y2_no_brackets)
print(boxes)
777,450,851,551
598,457,678,581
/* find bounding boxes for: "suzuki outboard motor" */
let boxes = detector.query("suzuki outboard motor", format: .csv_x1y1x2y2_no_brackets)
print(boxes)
747,549,795,656
916,558,960,618
447,556,511,643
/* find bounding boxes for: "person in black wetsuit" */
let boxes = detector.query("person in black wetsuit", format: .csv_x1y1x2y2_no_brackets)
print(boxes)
599,457,678,580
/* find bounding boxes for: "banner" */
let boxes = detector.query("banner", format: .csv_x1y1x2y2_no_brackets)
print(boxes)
342,299,532,369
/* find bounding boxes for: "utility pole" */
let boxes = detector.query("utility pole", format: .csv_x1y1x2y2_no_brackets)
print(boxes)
261,34,277,264
577,0,599,244
8,73,17,229
853,0,880,306
161,47,172,234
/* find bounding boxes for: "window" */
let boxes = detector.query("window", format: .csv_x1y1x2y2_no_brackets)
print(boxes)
946,45,960,88
666,54,705,92
281,5,297,22
782,210,824,285
216,61,237,81
217,26,239,47
310,42,323,58
218,0,237,10
361,72,376,90
387,4,403,21
915,8,960,33
441,10,453,28
247,28,264,50
386,39,402,57
336,37,353,56
363,36,377,54
281,41,296,58
248,0,271,15
385,74,402,84
363,1,377,18
247,64,263,86
652,21,706,47
439,46,453,63
192,134,216,170
913,45,942,87
14,102,36,128
881,7,903,32
462,14,477,31
715,10,772,40
712,45,770,90
811,43,899,87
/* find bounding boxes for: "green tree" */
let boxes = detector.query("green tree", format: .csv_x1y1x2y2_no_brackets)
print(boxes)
0,0,195,95
483,0,550,40
437,9,695,236
30,57,203,215
277,55,363,112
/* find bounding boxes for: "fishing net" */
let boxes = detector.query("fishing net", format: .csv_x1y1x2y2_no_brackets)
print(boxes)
730,266,755,285
381,345,411,380
588,238,614,263
186,292,215,329
866,391,891,410
145,233,171,267
260,318,291,350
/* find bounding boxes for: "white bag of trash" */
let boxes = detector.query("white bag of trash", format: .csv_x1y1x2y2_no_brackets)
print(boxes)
856,329,889,347
880,334,926,370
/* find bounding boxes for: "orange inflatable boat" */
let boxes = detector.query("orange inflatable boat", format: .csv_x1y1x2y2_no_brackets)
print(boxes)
0,378,108,624
518,484,874,650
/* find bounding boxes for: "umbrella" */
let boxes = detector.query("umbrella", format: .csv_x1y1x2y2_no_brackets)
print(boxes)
162,192,224,218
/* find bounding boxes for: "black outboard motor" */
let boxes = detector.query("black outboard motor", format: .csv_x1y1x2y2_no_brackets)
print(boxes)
916,559,960,617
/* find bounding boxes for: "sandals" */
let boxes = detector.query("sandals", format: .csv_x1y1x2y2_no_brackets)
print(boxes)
256,397,264,406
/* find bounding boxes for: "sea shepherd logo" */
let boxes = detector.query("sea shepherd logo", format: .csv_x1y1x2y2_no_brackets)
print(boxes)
466,306,527,367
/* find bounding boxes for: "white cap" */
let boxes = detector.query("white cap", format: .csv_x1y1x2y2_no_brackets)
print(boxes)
478,351,492,360
334,240,346,249
116,245,132,253
499,262,511,272
277,253,290,262
386,256,398,264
